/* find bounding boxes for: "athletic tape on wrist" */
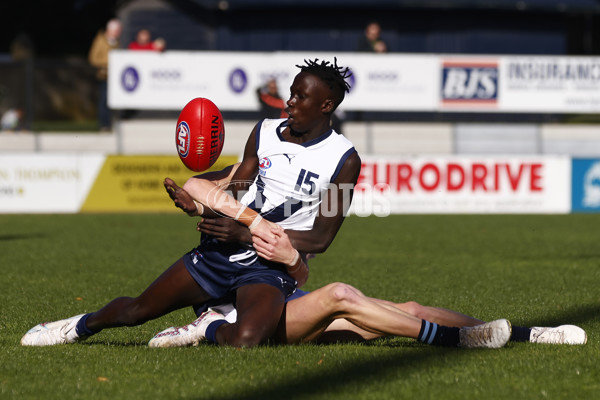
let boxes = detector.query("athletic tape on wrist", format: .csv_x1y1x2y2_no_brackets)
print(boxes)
193,201,204,215
286,251,302,273
234,205,247,221
248,214,263,231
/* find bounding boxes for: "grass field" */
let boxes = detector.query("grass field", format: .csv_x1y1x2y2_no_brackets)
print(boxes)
1,213,599,399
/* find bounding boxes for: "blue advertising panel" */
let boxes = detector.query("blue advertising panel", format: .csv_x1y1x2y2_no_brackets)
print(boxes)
572,158,600,213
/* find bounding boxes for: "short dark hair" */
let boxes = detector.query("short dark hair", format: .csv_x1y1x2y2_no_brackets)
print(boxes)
296,58,352,110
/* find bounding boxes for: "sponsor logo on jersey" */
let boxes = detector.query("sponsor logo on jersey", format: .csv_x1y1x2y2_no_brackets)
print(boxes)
176,121,190,158
259,157,272,170
441,60,498,107
258,157,272,177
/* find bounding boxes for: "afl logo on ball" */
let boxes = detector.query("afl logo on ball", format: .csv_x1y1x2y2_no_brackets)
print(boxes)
177,121,190,158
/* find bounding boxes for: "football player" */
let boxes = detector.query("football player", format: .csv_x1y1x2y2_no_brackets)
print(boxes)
21,59,360,348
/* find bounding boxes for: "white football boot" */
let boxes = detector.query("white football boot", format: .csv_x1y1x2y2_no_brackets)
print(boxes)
148,309,226,348
21,314,86,346
530,325,587,345
459,319,512,349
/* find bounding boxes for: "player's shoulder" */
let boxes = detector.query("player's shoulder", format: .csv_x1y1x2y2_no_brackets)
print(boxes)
342,149,361,171
329,146,360,184
259,118,287,132
332,131,355,148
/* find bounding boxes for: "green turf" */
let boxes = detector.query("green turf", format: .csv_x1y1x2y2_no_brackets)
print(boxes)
1,214,599,399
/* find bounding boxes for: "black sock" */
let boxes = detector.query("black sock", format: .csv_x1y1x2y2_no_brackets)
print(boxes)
510,326,531,342
205,320,228,344
418,320,460,347
75,313,99,337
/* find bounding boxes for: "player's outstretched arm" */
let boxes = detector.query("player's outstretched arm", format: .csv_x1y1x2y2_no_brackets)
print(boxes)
181,127,278,238
164,177,201,216
164,163,240,217
182,176,277,236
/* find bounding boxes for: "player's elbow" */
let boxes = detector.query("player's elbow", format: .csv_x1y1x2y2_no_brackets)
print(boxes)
310,236,334,254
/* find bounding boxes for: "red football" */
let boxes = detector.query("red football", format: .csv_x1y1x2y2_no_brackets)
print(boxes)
175,98,225,172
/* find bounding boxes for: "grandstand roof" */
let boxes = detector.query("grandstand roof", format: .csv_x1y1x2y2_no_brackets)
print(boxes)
188,0,600,13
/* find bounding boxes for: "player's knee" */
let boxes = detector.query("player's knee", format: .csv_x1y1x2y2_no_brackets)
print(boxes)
229,324,268,348
328,282,361,308
401,301,427,319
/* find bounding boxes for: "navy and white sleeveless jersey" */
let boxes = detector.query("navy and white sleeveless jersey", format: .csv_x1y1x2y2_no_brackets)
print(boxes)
183,118,356,300
242,118,356,230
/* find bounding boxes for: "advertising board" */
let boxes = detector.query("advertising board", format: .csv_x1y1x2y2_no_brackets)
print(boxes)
352,155,571,214
571,158,600,213
109,51,600,113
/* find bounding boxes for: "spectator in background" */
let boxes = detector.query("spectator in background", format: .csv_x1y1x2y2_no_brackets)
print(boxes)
357,21,386,53
128,29,167,52
10,33,34,61
373,39,387,53
256,78,288,119
1,108,23,132
88,18,122,131
128,29,155,51
153,37,167,52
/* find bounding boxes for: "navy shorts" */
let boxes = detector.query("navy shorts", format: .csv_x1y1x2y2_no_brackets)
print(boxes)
183,241,297,301
193,289,309,318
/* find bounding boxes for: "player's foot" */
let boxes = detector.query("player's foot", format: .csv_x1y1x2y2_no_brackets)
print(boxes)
148,309,226,348
459,319,512,349
21,314,86,346
530,325,587,345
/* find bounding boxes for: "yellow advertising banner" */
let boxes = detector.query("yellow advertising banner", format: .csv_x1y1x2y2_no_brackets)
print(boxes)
81,155,238,212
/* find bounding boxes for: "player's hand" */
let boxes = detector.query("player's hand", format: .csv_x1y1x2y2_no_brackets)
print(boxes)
248,216,279,240
164,177,198,216
197,217,252,244
252,226,297,265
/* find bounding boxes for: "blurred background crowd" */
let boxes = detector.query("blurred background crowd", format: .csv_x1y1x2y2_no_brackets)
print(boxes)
1,0,599,132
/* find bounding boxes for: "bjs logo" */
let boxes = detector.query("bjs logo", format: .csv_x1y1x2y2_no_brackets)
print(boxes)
441,61,498,106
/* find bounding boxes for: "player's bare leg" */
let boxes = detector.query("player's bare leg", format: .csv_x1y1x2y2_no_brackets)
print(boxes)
214,284,286,347
85,258,212,331
22,258,213,346
277,282,423,344
313,296,585,346
277,282,510,348
375,299,484,328
315,298,485,342
149,283,286,348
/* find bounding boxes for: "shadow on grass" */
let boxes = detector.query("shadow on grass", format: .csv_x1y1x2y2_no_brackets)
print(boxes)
0,233,46,241
194,345,457,400
185,302,600,400
518,302,600,329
